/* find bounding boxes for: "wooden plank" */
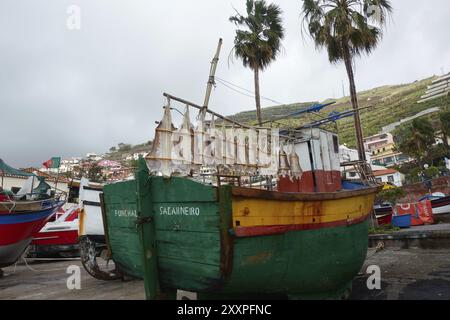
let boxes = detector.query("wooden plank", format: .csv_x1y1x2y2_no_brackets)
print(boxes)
136,159,160,300
231,185,381,201
99,193,113,258
156,231,221,265
218,185,234,277
103,180,136,203
158,257,222,291
104,202,138,229
150,177,217,203
153,201,219,216
155,211,220,232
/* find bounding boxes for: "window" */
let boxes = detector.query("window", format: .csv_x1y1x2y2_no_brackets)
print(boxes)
376,178,382,183
333,135,339,153
387,175,395,183
349,172,357,178
384,157,394,164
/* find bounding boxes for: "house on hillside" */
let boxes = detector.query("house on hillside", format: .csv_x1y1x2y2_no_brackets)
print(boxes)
133,152,148,160
418,73,450,104
363,133,411,167
373,168,405,187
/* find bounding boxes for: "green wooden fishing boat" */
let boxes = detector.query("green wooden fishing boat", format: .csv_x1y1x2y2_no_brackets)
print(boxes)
101,158,380,299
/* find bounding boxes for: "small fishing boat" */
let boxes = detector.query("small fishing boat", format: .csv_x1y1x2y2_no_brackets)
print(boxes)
374,204,393,226
103,160,379,299
98,91,381,299
419,193,450,215
0,160,65,270
95,41,381,299
0,198,64,268
28,205,81,258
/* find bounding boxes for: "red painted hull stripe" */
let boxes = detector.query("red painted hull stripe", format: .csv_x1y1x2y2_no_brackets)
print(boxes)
234,214,369,238
32,230,79,246
0,204,63,245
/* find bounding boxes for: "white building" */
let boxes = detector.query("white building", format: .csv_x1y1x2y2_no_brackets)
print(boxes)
373,168,405,187
86,153,103,161
339,145,372,180
1,170,69,195
133,152,148,160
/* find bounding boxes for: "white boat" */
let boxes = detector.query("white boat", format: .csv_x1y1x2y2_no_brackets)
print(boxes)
419,192,450,215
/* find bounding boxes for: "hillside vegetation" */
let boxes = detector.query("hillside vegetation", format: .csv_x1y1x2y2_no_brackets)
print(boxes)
230,75,450,147
103,74,450,157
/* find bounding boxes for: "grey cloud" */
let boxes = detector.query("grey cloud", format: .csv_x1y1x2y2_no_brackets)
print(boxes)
1,0,449,167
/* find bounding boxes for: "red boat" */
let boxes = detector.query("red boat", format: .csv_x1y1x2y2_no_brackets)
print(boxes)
28,205,81,258
376,212,393,226
0,199,64,269
0,159,65,274
374,204,393,226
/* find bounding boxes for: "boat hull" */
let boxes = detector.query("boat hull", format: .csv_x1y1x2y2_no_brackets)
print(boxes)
102,175,379,299
0,238,32,268
430,197,450,215
0,201,64,267
209,219,368,299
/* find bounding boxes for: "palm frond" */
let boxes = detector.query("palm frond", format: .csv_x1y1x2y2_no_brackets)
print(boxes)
229,0,285,71
300,0,392,63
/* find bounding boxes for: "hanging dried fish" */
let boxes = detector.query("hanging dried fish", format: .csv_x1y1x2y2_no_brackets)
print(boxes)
278,144,290,178
146,102,176,177
289,143,303,180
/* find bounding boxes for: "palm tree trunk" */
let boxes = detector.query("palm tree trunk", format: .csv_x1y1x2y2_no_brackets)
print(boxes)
254,67,262,126
343,49,366,162
443,132,450,157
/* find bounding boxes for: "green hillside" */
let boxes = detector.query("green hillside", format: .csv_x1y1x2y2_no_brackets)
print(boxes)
103,74,449,158
230,75,450,147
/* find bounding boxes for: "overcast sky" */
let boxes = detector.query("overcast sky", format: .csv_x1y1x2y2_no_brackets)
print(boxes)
1,0,449,168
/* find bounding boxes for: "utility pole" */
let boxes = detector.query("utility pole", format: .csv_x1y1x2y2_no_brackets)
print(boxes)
202,38,223,114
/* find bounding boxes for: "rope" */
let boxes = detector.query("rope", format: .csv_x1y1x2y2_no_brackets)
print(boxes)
366,241,385,259
20,256,71,273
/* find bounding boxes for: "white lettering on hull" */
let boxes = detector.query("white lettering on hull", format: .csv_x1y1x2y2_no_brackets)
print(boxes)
114,209,137,218
159,206,200,216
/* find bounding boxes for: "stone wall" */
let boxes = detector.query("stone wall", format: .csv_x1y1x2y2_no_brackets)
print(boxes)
399,176,450,202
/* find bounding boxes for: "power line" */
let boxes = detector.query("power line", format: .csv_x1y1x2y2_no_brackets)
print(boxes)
215,79,257,99
215,77,286,105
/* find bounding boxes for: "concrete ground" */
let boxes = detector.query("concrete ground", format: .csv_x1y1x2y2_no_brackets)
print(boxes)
352,248,450,300
0,259,145,300
1,249,450,300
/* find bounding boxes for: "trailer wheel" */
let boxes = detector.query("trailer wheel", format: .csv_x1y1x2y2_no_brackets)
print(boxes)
79,236,121,281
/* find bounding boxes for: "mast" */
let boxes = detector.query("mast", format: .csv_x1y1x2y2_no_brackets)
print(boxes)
202,38,223,114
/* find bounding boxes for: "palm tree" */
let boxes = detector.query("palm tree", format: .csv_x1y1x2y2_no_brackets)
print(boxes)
301,0,392,161
229,0,284,126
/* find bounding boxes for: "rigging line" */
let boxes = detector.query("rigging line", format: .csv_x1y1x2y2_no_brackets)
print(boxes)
216,79,323,125
216,77,286,105
216,79,258,99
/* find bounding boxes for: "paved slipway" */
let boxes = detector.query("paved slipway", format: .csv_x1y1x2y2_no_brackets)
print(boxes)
0,260,145,300
1,249,450,300
352,248,450,300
